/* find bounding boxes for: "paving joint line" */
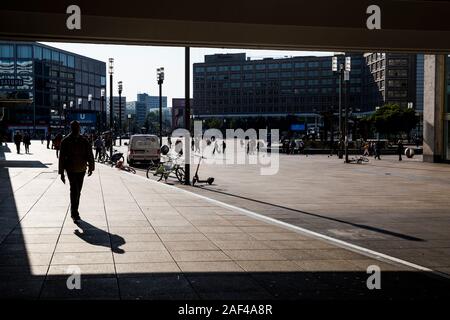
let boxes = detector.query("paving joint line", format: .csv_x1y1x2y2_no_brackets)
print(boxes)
37,202,71,299
0,176,58,246
113,165,450,281
120,174,204,299
98,166,122,300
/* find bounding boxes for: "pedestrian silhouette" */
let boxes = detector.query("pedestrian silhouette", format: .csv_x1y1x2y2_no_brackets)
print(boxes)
23,133,31,154
13,131,22,154
59,121,95,223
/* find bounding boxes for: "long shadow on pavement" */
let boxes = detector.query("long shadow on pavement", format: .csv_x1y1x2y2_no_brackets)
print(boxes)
75,220,126,254
0,144,37,298
192,186,423,242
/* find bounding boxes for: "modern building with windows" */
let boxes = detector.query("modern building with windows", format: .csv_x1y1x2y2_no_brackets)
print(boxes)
137,92,167,112
363,52,418,110
135,100,147,126
193,53,366,119
0,41,106,137
193,52,420,121
107,96,127,128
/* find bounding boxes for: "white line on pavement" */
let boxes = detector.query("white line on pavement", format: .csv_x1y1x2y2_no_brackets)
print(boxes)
117,166,450,280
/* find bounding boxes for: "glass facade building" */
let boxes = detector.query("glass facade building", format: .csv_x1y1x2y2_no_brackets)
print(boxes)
364,52,417,110
0,41,106,136
193,52,419,118
193,53,366,117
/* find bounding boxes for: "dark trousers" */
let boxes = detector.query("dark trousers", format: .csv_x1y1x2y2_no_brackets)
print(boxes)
95,147,102,159
15,143,20,154
67,171,85,217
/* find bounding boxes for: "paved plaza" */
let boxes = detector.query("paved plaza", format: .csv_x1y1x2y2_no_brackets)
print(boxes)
180,147,450,277
0,142,449,299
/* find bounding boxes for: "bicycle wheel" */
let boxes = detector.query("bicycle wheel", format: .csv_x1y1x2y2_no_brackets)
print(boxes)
175,167,185,182
146,161,159,179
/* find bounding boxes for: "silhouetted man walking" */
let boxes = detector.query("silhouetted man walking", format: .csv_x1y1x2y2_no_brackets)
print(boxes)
59,121,95,223
397,140,403,161
13,131,22,154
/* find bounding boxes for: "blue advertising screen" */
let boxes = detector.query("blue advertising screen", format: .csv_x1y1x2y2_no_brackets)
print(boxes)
290,124,305,131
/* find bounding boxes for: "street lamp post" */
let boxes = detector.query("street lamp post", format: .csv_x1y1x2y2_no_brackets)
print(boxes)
88,93,92,110
62,103,67,134
127,114,132,135
100,89,105,132
332,55,351,162
343,56,351,163
118,81,123,146
67,101,73,133
157,67,164,146
332,57,343,159
109,58,114,158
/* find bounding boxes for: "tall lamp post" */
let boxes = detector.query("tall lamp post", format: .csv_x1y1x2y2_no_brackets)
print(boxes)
109,58,114,158
118,81,123,146
127,114,132,135
60,103,66,134
88,93,92,110
157,67,164,146
100,89,105,132
343,56,351,164
332,55,351,162
67,101,73,133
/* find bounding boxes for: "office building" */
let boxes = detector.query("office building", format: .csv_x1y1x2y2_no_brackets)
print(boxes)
135,100,147,126
363,52,417,110
107,96,126,127
193,53,366,119
137,92,167,112
0,41,106,136
193,52,420,120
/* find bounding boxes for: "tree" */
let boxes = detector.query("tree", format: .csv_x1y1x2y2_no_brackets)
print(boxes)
370,103,418,139
205,118,222,129
356,116,374,140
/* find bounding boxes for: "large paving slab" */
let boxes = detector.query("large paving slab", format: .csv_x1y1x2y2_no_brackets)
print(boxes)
159,140,450,276
0,142,449,300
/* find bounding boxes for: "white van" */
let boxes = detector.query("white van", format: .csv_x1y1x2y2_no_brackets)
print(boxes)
127,134,160,165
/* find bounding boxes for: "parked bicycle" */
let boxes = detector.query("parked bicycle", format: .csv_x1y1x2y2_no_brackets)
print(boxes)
98,149,124,166
146,146,185,182
348,155,369,164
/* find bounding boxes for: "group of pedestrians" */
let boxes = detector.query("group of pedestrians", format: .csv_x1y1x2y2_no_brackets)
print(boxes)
281,138,305,155
12,131,31,154
362,140,404,161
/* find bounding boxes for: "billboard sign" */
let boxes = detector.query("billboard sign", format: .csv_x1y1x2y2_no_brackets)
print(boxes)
290,123,305,131
67,112,97,126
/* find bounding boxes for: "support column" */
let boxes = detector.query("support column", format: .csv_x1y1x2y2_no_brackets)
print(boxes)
423,54,446,163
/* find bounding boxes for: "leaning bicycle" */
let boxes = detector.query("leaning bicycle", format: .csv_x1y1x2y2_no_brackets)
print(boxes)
348,155,369,164
147,153,185,182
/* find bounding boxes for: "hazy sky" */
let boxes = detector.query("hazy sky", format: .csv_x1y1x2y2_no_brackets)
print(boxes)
42,42,333,107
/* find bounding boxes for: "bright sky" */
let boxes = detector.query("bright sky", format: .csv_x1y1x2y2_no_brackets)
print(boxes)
42,42,333,107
